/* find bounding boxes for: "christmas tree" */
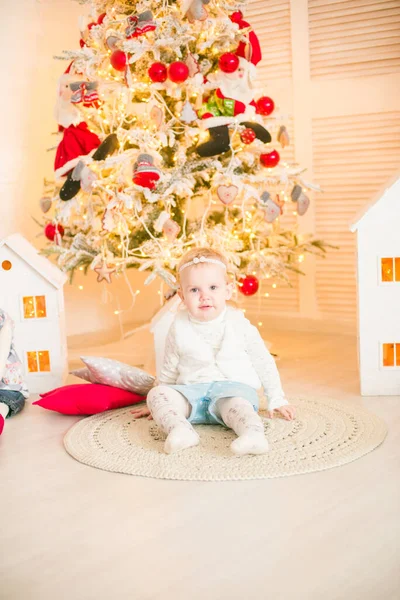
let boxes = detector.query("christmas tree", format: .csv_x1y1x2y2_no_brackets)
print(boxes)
41,0,327,296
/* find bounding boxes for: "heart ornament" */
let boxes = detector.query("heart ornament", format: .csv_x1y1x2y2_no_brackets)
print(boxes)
263,198,281,223
217,184,238,205
40,197,52,213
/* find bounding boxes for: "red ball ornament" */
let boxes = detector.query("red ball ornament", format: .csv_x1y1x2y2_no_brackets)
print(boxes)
110,50,127,71
238,275,259,296
148,62,168,83
44,223,64,242
218,52,239,73
240,128,256,145
260,150,280,168
256,96,275,116
168,61,189,83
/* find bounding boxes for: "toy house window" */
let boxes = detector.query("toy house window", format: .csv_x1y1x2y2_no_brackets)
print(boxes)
382,343,400,368
381,258,400,282
22,296,47,319
26,351,51,373
1,260,12,271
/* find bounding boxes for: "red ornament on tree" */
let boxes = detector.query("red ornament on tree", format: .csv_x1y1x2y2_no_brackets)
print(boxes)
260,150,280,168
240,128,256,144
168,61,189,83
218,52,239,73
148,62,168,83
97,12,107,25
256,96,275,116
110,50,127,71
44,223,64,242
238,275,259,296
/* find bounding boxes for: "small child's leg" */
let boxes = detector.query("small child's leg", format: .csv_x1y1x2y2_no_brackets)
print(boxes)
147,385,199,454
217,396,268,456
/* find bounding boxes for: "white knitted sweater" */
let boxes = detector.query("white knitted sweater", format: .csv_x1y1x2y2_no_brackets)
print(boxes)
159,307,288,411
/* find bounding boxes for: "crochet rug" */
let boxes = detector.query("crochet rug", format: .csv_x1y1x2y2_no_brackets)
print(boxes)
64,397,387,481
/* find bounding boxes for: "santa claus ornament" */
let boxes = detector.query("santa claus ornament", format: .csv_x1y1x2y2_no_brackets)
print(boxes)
196,57,271,157
230,11,262,66
54,65,119,201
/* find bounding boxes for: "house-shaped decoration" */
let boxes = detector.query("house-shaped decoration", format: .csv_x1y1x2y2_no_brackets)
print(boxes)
350,174,400,396
150,294,181,378
0,233,68,394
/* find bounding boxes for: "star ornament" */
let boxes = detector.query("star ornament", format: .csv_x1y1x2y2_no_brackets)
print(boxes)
94,261,116,283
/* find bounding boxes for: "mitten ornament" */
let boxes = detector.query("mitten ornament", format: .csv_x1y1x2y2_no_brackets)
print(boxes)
277,125,290,148
260,192,281,223
291,184,310,215
133,154,161,190
181,0,211,22
125,11,156,38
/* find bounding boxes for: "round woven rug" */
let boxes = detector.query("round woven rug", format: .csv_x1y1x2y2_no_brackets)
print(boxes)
64,397,387,481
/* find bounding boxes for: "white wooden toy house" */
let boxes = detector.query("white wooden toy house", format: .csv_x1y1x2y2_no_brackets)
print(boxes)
0,233,68,394
350,174,400,396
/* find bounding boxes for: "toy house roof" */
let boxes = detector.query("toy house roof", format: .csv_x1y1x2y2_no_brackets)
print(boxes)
0,233,67,289
350,173,400,232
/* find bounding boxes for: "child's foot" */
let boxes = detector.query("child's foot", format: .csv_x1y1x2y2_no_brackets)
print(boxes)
230,433,269,456
0,415,4,436
164,426,199,454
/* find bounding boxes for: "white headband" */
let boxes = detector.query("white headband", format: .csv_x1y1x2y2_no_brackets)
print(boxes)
179,256,227,273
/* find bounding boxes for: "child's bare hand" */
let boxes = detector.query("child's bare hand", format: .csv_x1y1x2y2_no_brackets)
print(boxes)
268,405,296,420
130,405,153,420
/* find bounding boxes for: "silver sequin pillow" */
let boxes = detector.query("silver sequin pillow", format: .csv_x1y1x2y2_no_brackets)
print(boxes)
71,357,155,396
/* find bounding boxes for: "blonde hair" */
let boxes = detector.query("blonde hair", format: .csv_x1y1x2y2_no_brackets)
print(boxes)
177,247,229,280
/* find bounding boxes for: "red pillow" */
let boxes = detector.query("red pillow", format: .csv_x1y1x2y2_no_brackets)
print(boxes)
33,383,145,415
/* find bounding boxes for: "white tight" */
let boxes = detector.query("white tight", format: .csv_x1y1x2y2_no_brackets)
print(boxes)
147,385,268,455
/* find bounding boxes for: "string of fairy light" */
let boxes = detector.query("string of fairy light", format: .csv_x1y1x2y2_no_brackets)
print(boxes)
40,0,327,325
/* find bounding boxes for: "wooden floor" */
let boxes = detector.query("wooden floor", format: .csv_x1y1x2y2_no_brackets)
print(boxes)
2,326,400,600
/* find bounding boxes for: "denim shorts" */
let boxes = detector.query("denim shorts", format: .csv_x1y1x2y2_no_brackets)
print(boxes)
168,381,259,426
